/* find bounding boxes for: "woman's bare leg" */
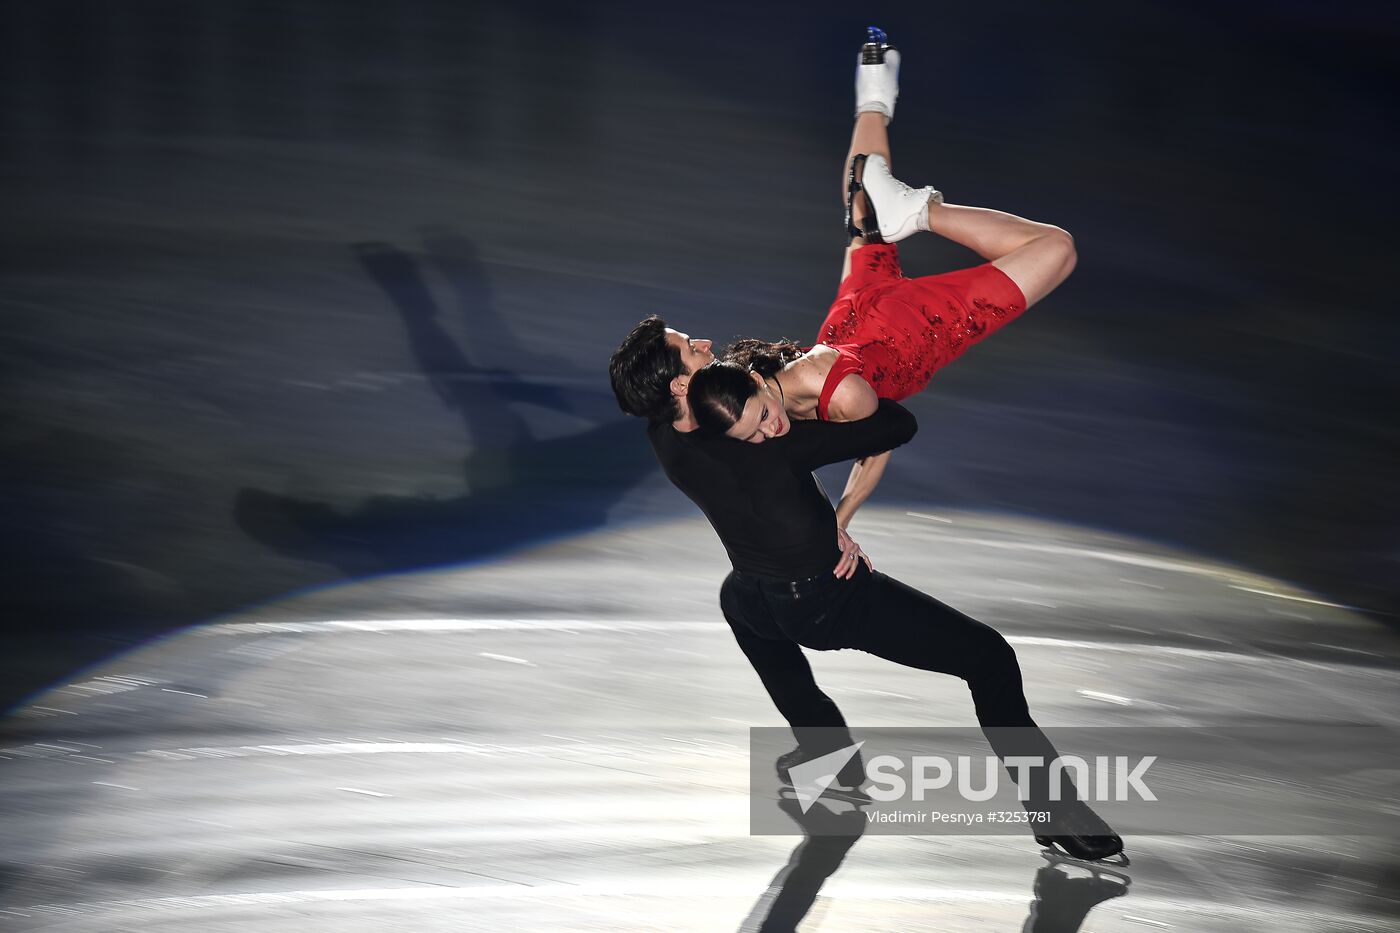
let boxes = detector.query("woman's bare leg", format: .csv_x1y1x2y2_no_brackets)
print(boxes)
925,202,1077,309
839,112,892,282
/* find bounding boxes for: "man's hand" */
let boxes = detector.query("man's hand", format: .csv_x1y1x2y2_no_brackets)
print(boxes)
834,527,873,579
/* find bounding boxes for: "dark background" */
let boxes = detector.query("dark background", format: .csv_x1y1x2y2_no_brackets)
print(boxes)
2,0,1396,711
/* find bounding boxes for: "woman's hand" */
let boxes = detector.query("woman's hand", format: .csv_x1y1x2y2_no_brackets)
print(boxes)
834,527,873,579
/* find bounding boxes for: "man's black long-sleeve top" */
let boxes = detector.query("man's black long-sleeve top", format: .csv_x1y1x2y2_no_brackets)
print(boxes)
647,399,918,578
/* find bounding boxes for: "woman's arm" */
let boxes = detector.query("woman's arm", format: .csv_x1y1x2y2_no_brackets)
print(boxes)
834,451,891,529
825,373,889,527
825,373,879,421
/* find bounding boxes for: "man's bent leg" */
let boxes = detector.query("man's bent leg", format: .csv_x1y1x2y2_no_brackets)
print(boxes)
797,569,1120,854
826,569,1083,811
831,570,1034,726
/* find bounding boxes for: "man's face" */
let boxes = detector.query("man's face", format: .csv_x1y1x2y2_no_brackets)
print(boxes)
664,328,715,375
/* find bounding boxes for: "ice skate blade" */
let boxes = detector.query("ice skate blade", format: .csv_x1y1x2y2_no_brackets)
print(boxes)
1040,848,1133,886
845,153,883,245
861,26,895,64
778,784,872,807
1035,835,1131,868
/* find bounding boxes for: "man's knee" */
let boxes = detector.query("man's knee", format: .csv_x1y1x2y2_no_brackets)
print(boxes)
971,627,1022,680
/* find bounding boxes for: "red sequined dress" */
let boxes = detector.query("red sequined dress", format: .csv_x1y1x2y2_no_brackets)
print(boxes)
813,243,1027,420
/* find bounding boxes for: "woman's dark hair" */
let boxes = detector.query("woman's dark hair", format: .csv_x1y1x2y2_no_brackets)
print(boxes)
688,360,759,434
609,315,683,423
723,338,805,378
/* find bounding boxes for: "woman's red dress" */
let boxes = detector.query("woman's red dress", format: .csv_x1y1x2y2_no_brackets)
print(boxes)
814,243,1028,419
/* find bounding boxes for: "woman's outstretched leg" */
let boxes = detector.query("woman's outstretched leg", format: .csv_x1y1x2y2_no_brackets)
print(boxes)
860,157,1077,308
839,32,899,283
844,113,891,235
928,202,1077,308
842,25,1076,308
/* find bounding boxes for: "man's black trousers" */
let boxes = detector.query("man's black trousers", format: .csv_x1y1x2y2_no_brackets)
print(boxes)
719,560,1066,800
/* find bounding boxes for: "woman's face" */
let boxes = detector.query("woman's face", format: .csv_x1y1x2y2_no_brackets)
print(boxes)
726,372,790,444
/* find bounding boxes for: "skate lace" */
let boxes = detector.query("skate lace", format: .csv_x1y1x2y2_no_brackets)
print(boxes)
872,161,925,201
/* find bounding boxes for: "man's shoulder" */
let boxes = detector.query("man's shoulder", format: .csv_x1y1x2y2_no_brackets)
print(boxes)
646,420,704,469
646,420,757,469
646,419,688,454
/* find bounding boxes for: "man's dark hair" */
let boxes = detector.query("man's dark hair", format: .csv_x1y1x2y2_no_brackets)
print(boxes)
609,315,684,423
688,360,757,434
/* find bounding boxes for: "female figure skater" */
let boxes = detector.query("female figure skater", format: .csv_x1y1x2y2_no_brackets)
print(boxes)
690,28,1077,527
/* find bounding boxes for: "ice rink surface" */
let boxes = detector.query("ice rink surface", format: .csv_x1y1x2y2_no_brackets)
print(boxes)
5,511,1397,931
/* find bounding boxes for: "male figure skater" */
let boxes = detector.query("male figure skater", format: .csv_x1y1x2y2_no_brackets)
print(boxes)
609,314,1123,861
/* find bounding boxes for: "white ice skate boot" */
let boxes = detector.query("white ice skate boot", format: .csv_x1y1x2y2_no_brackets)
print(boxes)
846,152,943,244
855,26,900,125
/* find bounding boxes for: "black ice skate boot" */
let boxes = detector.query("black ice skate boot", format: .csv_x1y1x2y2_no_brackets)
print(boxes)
1034,802,1129,865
